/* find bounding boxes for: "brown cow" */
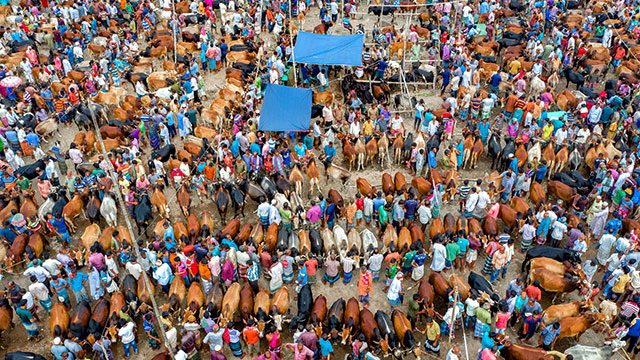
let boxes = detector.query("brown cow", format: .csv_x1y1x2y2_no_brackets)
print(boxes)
341,298,360,345
529,182,546,206
542,301,590,325
529,268,585,295
187,282,205,315
547,180,577,202
394,172,407,192
310,295,327,326
429,218,444,240
254,289,271,336
221,282,241,326
429,271,451,297
558,313,606,340
500,342,555,360
356,178,374,197
168,275,187,314
359,308,379,343
391,310,415,349
239,283,254,320
418,278,435,305
412,176,432,196
382,173,394,195
50,302,70,337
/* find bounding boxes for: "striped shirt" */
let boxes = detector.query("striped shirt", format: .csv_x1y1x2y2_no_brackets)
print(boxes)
54,98,66,113
458,185,471,200
621,301,640,318
470,98,482,112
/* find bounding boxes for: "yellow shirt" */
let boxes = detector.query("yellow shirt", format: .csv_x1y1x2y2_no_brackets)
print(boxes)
508,60,521,74
613,273,630,293
542,124,554,140
426,322,440,341
362,121,374,136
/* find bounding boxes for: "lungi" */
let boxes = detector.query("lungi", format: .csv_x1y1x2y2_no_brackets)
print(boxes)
411,264,425,281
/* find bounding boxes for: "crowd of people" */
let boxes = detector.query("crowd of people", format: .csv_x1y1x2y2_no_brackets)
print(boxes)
2,0,640,358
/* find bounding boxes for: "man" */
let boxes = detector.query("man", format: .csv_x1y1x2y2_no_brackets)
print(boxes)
539,322,561,350
243,320,260,358
16,298,41,341
118,319,138,358
153,260,172,294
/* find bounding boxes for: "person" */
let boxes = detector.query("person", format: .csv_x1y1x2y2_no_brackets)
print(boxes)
285,341,314,360
387,273,404,308
92,336,114,360
424,316,441,354
357,267,373,304
211,345,227,360
51,337,73,360
118,320,138,358
539,322,561,350
16,299,42,341
243,320,260,358
319,333,334,360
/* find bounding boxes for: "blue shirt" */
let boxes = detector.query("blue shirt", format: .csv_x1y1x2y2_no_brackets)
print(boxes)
69,272,88,292
324,145,336,162
372,197,385,212
325,203,336,222
540,325,560,345
535,165,547,182
428,151,437,168
457,237,470,253
510,158,519,174
26,133,40,148
319,338,334,356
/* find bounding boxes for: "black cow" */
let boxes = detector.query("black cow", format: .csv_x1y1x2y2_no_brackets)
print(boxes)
375,310,398,349
368,5,395,16
289,284,313,329
5,352,47,360
563,67,585,89
134,193,153,235
151,144,176,162
310,228,323,256
522,245,581,271
15,159,46,180
488,133,502,169
311,104,324,119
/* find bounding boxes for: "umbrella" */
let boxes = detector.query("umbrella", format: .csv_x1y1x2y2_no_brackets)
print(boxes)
0,76,23,88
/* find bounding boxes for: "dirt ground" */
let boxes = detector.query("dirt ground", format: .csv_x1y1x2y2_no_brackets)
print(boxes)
0,4,612,360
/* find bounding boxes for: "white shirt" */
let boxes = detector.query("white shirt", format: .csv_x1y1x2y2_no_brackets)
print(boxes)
118,322,136,344
476,191,491,209
42,259,62,276
465,192,478,212
29,282,50,301
387,278,402,301
153,263,172,286
430,243,446,271
417,205,432,224
125,262,143,280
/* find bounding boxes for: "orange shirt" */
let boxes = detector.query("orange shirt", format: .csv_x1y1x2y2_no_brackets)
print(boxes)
204,165,216,180
243,327,260,344
199,262,212,280
305,259,318,276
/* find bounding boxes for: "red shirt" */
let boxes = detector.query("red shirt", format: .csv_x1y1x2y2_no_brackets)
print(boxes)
525,285,542,301
305,259,318,276
356,197,364,211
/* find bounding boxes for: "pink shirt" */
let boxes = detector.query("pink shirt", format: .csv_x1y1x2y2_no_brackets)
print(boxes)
286,344,314,360
495,312,511,329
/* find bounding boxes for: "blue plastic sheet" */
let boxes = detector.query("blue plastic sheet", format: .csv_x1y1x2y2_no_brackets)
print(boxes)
293,32,364,66
258,84,312,132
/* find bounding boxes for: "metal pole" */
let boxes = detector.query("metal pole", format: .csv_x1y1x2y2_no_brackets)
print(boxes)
88,105,176,360
172,0,178,64
288,0,298,86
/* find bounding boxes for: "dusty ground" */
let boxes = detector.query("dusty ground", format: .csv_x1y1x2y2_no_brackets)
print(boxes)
0,4,612,360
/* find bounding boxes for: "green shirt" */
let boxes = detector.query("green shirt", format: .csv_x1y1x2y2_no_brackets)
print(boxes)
475,307,491,324
403,251,416,268
279,209,292,224
186,109,198,128
386,263,398,279
16,177,31,190
16,307,33,323
613,188,626,205
379,207,389,225
407,298,420,318
445,242,460,261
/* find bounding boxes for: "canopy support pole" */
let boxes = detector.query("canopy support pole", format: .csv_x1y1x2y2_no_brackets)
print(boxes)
288,0,298,86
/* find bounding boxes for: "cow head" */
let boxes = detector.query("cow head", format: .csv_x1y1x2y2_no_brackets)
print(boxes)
340,324,352,345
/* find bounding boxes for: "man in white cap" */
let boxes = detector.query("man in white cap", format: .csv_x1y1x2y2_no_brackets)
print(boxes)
153,259,173,294
51,337,73,360
211,344,227,360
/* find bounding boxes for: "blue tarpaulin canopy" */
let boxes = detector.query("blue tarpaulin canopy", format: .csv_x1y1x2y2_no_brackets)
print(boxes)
258,84,312,132
293,32,364,66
